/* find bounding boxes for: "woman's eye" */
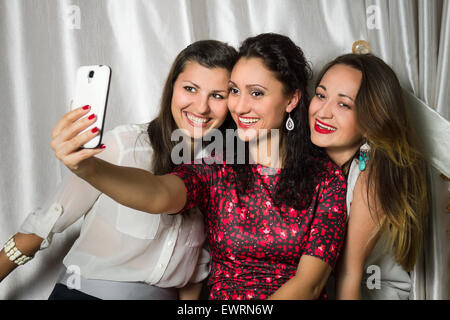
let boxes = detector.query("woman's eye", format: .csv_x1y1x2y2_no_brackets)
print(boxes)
229,87,239,95
184,86,196,93
251,91,264,97
212,93,224,99
315,93,325,99
339,103,351,109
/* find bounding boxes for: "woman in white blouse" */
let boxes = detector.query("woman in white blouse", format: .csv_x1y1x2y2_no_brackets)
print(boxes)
0,40,238,299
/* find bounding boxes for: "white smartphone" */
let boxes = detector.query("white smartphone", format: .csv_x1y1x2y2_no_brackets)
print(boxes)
72,65,111,149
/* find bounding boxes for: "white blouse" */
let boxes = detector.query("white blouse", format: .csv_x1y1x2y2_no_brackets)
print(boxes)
346,158,411,299
19,124,209,288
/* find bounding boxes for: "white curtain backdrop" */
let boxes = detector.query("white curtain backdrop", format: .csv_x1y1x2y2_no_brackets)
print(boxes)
0,0,448,299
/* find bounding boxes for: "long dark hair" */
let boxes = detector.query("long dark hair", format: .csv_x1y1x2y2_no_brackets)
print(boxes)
147,40,238,175
232,33,325,209
315,53,429,271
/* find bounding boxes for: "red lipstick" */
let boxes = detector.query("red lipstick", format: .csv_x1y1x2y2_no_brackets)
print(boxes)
314,119,337,134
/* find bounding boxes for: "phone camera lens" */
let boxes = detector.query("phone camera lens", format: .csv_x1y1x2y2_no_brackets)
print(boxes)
88,71,95,78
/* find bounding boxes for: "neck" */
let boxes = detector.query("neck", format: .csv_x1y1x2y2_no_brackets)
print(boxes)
248,130,283,168
326,145,359,167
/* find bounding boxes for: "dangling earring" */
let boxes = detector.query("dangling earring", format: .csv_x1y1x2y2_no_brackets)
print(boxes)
358,140,371,171
285,113,294,131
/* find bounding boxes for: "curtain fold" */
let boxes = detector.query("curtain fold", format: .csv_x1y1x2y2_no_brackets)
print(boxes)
0,0,448,299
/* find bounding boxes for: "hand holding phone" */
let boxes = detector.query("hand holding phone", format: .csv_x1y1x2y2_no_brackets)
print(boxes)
72,65,111,148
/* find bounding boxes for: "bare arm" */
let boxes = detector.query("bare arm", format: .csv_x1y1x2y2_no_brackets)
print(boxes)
335,171,382,300
268,255,332,300
0,233,43,282
50,105,187,215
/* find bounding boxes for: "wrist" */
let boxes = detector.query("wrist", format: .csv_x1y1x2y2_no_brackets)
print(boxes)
74,157,99,180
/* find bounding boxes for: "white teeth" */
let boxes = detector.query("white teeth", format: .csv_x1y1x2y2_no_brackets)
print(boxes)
187,113,208,124
316,121,336,131
239,117,259,124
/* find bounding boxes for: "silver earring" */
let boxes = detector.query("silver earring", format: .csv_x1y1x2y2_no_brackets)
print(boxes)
285,113,294,131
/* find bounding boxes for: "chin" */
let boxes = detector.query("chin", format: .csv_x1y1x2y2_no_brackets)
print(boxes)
237,128,258,143
310,135,329,148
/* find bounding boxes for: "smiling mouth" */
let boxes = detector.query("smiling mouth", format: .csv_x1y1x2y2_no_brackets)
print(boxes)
314,119,337,134
238,116,259,128
184,111,211,128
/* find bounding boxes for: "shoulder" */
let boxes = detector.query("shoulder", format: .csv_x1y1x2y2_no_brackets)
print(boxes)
99,123,153,167
105,123,151,149
108,123,148,141
315,158,347,193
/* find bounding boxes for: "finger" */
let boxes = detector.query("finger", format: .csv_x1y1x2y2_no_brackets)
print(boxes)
54,126,101,159
54,113,98,148
52,104,91,138
62,146,106,171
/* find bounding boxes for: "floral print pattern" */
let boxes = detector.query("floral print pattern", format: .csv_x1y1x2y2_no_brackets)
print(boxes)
171,159,347,300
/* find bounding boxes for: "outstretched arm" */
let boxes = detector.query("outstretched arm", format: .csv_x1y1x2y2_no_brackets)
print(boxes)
51,104,187,215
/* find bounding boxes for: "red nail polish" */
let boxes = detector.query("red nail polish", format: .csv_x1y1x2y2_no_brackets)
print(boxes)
91,127,99,134
88,114,96,120
82,105,90,110
100,144,106,149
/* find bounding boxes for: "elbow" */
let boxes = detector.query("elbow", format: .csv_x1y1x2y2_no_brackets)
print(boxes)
310,283,325,300
143,180,176,214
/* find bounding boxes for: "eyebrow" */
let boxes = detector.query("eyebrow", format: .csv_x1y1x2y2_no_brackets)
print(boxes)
182,80,200,88
182,80,227,93
318,84,354,101
229,80,268,90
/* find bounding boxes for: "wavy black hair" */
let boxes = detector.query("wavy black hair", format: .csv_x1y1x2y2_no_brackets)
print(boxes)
232,33,326,208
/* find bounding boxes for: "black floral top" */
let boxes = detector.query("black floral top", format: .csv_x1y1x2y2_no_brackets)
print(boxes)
171,159,347,300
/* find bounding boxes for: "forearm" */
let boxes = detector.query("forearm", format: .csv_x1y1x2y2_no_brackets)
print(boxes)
0,233,43,282
82,158,180,214
268,275,322,300
335,272,362,300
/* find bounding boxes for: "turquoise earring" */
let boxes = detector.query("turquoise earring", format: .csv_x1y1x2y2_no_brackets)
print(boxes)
358,141,371,171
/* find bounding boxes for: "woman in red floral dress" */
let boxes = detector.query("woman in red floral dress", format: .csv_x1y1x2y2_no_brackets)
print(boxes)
48,33,347,300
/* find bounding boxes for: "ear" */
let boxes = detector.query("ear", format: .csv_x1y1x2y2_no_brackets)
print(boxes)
285,90,301,113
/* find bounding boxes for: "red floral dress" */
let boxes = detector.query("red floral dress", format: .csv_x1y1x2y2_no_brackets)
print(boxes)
171,159,347,300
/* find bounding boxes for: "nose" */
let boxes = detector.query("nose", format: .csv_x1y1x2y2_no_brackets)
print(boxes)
194,93,210,115
231,94,251,115
317,99,333,119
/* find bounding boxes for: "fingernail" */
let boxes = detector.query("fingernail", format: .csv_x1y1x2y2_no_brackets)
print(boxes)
82,105,90,110
100,144,106,149
91,127,99,134
88,114,96,120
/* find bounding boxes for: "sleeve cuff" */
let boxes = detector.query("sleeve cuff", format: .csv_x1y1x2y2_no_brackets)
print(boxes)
18,202,64,250
189,247,211,283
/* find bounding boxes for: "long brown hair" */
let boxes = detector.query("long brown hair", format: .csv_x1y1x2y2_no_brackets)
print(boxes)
147,40,237,175
315,53,429,271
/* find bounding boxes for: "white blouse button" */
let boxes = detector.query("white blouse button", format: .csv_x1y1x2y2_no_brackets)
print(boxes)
51,203,62,213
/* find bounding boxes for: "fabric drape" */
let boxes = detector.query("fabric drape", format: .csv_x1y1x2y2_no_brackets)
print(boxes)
0,0,448,299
